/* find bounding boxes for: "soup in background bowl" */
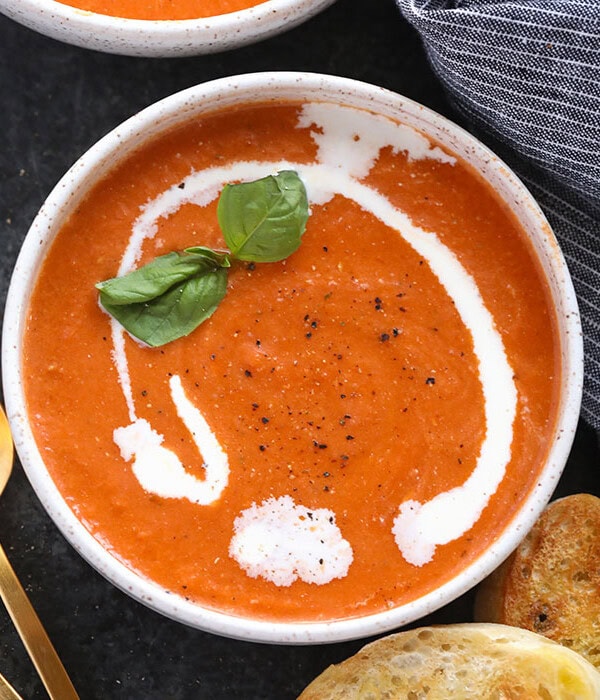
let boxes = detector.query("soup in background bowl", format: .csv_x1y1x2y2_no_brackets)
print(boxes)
0,0,335,56
1,72,583,644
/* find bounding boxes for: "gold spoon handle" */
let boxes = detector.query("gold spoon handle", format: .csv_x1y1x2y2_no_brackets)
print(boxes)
0,542,79,699
0,673,23,700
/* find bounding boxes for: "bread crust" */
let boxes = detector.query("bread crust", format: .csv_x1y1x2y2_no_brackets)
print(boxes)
474,493,600,669
297,623,600,699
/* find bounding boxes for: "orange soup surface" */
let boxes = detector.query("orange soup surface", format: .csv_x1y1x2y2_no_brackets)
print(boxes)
22,101,560,623
57,0,265,20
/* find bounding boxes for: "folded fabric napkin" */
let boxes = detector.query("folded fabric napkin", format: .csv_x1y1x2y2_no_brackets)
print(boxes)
396,0,600,434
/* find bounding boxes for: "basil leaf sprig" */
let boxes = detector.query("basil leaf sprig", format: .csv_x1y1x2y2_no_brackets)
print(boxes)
218,169,308,262
96,170,309,347
97,247,231,348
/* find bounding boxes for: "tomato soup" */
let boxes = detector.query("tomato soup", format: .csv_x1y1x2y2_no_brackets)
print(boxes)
22,100,560,623
56,0,265,20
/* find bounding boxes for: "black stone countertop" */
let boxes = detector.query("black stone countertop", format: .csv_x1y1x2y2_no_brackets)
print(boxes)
0,1,598,698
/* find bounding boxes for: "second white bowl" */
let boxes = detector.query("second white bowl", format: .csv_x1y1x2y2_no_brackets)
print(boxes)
0,0,336,56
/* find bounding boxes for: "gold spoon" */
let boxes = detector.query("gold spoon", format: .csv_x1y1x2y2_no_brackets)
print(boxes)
0,405,79,699
0,672,23,700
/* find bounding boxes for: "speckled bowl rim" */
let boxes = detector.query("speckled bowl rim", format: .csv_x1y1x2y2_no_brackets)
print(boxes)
2,71,583,644
0,0,337,56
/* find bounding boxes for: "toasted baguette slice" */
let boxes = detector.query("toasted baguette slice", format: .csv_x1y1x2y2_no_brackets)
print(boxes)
475,493,600,669
297,623,600,699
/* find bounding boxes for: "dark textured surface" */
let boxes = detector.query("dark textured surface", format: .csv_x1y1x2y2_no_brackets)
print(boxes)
0,2,598,698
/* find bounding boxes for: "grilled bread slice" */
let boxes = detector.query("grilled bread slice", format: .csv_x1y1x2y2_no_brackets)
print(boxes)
475,493,600,669
297,622,600,699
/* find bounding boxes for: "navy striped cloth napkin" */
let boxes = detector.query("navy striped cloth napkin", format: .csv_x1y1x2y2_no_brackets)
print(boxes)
396,0,600,434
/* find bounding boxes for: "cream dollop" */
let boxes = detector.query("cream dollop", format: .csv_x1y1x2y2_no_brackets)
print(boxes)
229,496,353,586
113,375,229,506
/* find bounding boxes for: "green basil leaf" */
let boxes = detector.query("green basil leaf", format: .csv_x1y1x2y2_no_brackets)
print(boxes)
96,247,230,306
217,170,309,262
96,170,309,347
99,267,228,347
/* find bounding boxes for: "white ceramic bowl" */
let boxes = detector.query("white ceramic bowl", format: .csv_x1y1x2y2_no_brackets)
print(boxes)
0,0,336,56
2,72,583,644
